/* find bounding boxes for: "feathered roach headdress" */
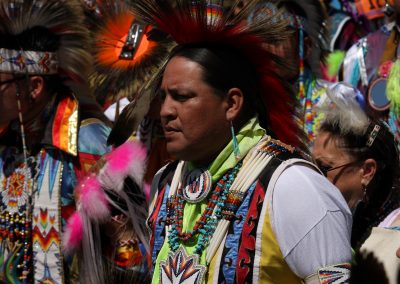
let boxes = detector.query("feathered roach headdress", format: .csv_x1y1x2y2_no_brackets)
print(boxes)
87,0,171,108
128,0,303,147
0,0,91,82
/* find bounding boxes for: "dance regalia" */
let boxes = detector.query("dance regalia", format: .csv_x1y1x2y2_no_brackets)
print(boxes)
342,23,400,145
0,92,110,283
343,23,400,94
148,118,352,284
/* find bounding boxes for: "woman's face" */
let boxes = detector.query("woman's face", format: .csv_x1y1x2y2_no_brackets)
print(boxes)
160,56,231,165
312,131,365,209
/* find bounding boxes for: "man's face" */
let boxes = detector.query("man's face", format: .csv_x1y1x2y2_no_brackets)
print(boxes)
160,56,230,165
0,73,30,127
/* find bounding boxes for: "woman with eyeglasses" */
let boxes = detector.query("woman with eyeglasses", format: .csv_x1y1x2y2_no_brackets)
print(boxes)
312,83,400,251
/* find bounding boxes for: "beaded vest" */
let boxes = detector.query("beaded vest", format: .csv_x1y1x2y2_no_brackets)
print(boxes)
148,137,307,283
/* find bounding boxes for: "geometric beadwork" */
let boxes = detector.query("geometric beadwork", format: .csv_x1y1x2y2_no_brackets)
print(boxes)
182,168,212,203
0,48,58,74
318,263,351,284
160,246,207,284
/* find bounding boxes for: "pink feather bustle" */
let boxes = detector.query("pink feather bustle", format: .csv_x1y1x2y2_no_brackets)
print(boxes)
79,175,110,222
62,211,84,256
106,141,147,174
63,141,148,255
100,141,147,191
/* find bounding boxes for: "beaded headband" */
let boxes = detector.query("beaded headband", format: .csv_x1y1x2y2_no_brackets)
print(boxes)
0,0,93,83
366,124,381,147
0,48,58,75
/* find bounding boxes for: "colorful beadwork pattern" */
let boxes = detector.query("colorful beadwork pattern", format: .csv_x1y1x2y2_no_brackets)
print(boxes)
160,246,206,284
318,263,351,284
0,152,37,283
150,138,305,283
167,162,242,255
182,168,212,203
0,48,58,75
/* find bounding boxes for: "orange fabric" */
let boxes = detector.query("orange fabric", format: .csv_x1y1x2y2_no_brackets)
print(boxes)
52,96,78,154
355,0,386,20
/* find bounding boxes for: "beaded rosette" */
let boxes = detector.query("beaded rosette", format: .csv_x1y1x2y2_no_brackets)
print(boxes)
0,153,38,283
182,168,212,203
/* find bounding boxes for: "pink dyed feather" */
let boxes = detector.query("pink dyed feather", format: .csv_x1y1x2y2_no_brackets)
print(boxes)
62,211,83,255
106,141,146,174
79,175,110,221
144,182,151,201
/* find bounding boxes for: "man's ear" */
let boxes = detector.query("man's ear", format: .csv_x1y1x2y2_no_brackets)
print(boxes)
361,158,377,187
29,76,45,100
225,87,244,122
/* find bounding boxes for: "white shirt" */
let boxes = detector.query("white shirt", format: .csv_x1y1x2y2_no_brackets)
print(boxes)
269,164,353,279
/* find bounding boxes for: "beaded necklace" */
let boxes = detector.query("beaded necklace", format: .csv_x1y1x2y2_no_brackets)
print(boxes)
167,162,242,255
0,148,39,282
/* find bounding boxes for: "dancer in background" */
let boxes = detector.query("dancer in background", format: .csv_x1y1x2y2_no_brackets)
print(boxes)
0,0,110,283
248,0,331,144
342,0,400,147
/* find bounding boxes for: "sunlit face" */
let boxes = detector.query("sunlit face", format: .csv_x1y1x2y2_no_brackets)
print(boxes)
312,131,364,209
160,56,231,165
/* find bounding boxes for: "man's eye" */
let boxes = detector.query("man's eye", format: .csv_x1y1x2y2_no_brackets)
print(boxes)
159,90,166,101
173,93,189,101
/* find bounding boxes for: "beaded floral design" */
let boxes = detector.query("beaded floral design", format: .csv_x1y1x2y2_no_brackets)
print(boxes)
160,246,206,284
2,167,30,214
0,153,38,282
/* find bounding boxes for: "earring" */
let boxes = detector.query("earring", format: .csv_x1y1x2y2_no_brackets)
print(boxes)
15,83,28,162
362,183,369,203
230,121,241,160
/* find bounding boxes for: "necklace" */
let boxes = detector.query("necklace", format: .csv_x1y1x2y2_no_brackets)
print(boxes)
0,149,39,282
167,162,242,255
161,162,242,284
182,168,212,203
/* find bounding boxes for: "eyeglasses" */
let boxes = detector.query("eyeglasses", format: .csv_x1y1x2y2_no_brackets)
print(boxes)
0,77,24,88
317,161,358,177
